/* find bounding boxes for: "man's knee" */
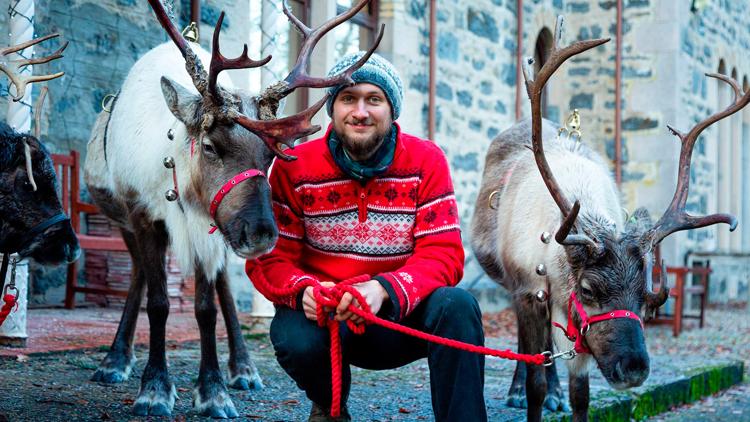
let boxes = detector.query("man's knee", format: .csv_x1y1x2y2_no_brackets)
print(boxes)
428,287,482,320
270,308,330,367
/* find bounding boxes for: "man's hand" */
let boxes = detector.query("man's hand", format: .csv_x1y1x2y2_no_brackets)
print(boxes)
335,280,389,325
302,281,336,321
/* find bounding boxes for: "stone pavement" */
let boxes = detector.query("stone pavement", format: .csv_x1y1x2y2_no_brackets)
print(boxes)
0,307,746,421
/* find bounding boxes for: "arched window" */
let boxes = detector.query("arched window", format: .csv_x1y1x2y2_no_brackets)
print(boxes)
717,60,731,251
534,28,553,118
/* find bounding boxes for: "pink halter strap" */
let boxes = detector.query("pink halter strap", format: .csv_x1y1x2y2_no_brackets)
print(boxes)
552,290,643,354
208,169,266,234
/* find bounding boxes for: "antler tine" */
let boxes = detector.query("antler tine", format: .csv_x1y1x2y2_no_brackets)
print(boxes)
647,73,748,247
524,15,609,236
0,33,67,101
34,86,48,140
555,200,604,254
277,0,383,95
208,12,272,103
22,85,49,193
147,0,209,97
0,33,60,56
643,258,669,320
234,95,328,161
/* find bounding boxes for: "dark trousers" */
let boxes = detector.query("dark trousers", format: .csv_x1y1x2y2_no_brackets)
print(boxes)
270,287,487,421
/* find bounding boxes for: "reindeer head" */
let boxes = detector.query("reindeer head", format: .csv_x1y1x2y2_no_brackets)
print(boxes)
148,0,383,258
525,17,742,389
0,37,78,265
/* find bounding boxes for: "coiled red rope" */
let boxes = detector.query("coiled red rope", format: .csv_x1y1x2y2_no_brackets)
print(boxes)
249,261,546,417
0,293,18,327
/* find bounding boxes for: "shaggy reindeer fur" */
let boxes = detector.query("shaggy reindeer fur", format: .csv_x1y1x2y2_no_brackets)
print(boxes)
472,118,656,421
0,122,79,264
85,42,273,418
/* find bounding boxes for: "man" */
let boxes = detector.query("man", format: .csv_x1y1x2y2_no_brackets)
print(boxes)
247,52,486,422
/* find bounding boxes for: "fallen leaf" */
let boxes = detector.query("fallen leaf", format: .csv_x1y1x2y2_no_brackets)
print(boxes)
399,407,411,414
16,354,29,362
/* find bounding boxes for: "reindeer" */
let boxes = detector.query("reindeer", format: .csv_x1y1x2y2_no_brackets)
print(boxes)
1,35,78,273
83,0,383,417
471,16,745,422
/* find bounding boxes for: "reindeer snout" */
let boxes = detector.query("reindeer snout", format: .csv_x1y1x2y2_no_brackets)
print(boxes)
240,220,277,250
611,355,649,388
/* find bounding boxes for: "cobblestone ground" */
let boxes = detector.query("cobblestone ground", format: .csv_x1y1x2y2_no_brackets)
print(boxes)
0,307,746,421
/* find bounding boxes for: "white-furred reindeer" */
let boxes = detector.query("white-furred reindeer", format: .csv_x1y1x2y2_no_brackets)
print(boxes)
471,16,746,422
84,0,382,417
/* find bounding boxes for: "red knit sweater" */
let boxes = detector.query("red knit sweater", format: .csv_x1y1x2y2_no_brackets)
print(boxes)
246,124,464,321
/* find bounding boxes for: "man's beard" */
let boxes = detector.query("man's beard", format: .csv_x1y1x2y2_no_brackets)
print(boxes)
340,120,390,161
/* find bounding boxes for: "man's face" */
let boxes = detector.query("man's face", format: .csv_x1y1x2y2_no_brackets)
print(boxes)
332,83,393,161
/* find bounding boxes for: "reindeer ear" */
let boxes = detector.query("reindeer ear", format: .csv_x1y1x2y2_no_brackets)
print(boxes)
625,207,653,233
160,76,202,129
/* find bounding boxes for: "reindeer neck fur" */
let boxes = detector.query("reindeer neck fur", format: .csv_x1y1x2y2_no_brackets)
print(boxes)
84,42,234,278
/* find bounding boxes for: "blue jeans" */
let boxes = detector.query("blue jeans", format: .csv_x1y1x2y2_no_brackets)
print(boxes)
270,287,487,421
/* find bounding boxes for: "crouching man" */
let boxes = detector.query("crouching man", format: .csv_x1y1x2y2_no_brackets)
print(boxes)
247,52,487,422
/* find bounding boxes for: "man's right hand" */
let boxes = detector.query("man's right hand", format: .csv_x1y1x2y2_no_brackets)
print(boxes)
302,281,336,321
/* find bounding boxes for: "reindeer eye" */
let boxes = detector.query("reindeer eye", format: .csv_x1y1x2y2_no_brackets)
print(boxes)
22,180,34,192
580,286,594,297
202,142,217,155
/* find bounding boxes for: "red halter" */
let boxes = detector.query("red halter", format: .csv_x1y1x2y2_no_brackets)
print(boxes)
552,290,643,355
186,138,267,233
208,169,266,234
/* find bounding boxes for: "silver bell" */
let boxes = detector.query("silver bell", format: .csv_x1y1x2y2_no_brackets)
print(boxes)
535,290,549,302
540,231,552,244
167,128,175,140
163,156,175,169
165,189,179,201
535,264,547,276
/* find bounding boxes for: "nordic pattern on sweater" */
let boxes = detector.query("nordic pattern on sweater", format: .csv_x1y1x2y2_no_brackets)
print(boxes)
246,123,464,321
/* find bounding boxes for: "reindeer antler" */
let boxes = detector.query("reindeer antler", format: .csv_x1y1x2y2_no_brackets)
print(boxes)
643,255,669,320
644,73,746,247
147,0,381,160
255,0,384,119
0,33,68,101
523,16,610,248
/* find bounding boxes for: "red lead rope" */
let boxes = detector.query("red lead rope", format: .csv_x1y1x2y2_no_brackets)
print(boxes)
249,261,546,418
0,293,18,327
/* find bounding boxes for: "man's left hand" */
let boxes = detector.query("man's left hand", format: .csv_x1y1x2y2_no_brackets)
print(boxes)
335,280,389,324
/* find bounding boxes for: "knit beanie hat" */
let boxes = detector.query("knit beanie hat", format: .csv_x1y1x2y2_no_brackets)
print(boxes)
325,51,404,120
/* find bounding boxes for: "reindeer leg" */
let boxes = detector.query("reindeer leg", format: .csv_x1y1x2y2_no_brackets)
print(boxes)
515,295,548,422
506,304,528,408
131,218,176,417
543,334,570,412
92,229,145,383
215,270,263,390
569,373,589,422
192,265,239,418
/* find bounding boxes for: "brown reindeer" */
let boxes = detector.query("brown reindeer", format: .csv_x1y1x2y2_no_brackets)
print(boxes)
1,35,78,270
84,0,383,417
471,16,744,422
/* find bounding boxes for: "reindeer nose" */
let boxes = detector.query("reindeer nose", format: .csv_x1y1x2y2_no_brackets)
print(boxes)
614,356,649,387
250,221,277,248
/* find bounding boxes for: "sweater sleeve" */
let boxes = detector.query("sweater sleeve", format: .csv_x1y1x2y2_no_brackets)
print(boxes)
373,143,464,321
245,161,319,309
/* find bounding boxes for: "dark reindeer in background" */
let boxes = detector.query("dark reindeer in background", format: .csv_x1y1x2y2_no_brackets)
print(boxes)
0,34,78,268
84,0,382,417
471,16,745,422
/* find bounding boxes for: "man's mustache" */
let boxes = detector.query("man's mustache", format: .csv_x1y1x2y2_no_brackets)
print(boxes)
347,118,373,126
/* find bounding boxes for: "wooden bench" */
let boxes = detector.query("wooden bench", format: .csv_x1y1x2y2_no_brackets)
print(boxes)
51,151,129,308
649,263,711,337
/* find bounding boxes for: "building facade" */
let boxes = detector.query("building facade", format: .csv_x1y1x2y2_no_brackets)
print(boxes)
2,0,748,308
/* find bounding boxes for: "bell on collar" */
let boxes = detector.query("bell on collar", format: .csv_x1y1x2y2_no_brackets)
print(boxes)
165,189,179,202
182,22,199,43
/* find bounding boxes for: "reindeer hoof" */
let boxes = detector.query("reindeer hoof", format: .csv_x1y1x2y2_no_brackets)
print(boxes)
506,393,527,409
543,388,570,412
228,371,263,390
193,388,239,418
91,354,136,384
133,379,177,416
